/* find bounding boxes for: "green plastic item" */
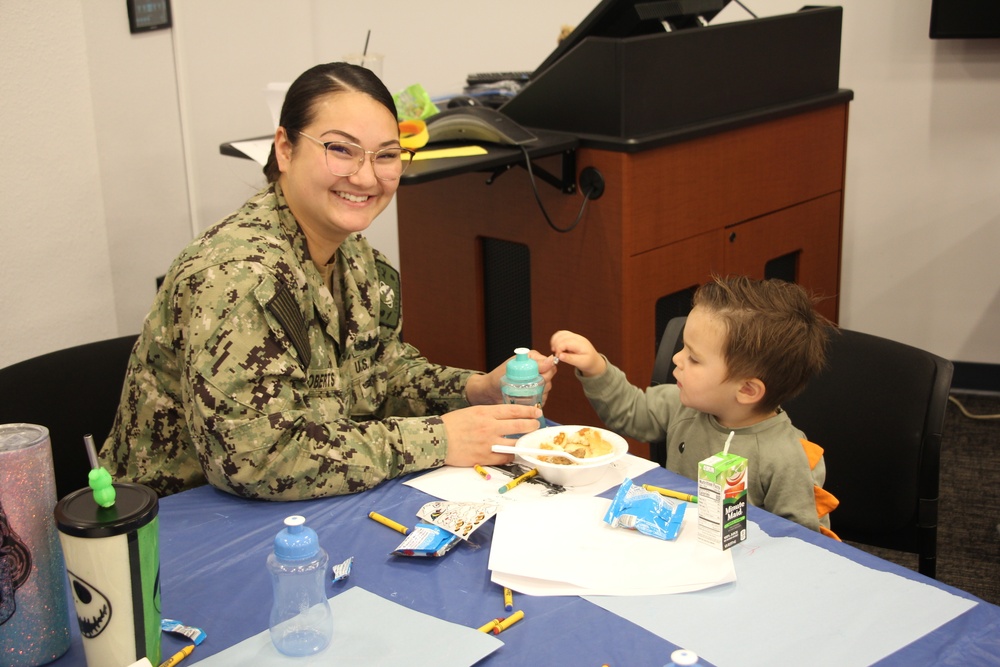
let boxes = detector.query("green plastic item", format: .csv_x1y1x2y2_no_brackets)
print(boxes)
88,467,117,508
393,83,439,120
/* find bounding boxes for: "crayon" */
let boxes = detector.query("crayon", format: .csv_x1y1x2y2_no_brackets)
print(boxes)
642,484,698,503
498,468,538,494
158,645,194,667
475,464,492,480
492,609,525,634
368,511,410,535
478,616,505,633
503,586,514,611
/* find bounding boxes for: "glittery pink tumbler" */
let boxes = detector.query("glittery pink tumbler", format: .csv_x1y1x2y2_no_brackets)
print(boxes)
0,423,71,666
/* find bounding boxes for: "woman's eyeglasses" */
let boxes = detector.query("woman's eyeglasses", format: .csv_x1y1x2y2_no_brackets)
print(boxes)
297,131,415,181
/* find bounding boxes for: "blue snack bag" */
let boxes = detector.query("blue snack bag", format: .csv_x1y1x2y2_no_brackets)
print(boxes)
604,478,686,540
390,523,460,557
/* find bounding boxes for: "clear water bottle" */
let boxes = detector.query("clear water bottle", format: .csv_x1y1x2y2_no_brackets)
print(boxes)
500,347,545,431
666,648,703,666
267,515,333,656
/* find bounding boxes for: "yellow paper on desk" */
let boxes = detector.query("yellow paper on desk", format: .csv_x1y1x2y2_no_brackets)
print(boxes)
413,146,488,160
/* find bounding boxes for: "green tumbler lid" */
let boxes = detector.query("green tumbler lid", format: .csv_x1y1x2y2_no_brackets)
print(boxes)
504,347,540,382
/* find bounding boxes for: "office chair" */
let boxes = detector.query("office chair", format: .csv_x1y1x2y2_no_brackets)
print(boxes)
0,335,138,500
650,317,953,578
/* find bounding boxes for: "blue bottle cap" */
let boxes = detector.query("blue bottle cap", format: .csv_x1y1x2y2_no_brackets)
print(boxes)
273,515,319,561
504,347,540,382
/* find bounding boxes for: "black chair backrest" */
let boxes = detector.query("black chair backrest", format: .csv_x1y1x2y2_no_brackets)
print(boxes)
0,335,137,500
784,328,952,577
650,317,952,578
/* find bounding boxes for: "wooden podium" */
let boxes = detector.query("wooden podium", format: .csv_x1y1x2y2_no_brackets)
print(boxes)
396,8,851,459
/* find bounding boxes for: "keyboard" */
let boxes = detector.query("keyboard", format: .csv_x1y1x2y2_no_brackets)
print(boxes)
466,71,532,86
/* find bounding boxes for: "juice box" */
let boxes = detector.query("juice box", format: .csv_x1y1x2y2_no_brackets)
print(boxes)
697,451,749,550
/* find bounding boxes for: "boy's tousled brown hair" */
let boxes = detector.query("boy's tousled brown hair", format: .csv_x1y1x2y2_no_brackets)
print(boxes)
693,275,835,414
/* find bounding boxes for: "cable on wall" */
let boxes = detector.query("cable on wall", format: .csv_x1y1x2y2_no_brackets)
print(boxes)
518,145,605,234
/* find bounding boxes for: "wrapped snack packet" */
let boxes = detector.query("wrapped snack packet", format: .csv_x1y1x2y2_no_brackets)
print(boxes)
331,556,354,582
416,500,498,540
392,83,438,120
391,523,460,558
161,618,207,645
603,478,686,541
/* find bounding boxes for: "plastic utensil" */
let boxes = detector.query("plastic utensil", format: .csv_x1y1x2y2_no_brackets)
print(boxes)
491,444,615,465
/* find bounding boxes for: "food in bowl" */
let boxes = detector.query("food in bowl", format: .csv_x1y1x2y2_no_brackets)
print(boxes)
537,427,615,465
515,425,629,488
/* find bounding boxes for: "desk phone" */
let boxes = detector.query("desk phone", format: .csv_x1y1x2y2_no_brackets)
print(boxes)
425,107,537,146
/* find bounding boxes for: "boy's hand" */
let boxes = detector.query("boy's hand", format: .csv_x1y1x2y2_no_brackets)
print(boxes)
550,330,607,377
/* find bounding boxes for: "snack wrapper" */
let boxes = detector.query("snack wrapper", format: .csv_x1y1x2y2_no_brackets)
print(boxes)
331,556,354,582
390,523,460,558
161,618,206,645
416,500,498,540
393,83,439,120
603,478,686,540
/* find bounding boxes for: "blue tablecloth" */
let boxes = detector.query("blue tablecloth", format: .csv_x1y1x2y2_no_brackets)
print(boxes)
50,466,1000,666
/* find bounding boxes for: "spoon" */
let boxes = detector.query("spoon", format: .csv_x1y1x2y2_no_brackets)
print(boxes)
491,444,615,465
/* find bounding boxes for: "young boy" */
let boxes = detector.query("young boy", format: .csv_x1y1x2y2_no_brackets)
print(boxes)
551,275,836,532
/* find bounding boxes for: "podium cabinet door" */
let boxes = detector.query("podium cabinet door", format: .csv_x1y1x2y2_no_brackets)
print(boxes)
621,230,725,399
722,192,842,323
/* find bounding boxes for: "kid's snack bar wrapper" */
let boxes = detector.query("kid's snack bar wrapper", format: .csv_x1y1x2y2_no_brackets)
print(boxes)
697,452,749,550
390,523,460,558
603,478,686,540
161,618,206,645
416,500,498,540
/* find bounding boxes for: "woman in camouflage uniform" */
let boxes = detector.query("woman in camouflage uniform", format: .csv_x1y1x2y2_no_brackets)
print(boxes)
100,63,556,500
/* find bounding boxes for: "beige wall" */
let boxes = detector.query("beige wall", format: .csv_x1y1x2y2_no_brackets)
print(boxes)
2,0,999,368
2,2,121,359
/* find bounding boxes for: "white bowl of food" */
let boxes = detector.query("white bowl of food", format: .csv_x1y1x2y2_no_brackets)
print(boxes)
513,425,629,487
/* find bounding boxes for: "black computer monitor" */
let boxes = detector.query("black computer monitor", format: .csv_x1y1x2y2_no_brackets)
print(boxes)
930,0,1000,38
531,0,726,79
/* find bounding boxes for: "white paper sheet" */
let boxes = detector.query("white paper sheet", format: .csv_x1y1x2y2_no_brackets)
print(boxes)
488,495,735,596
404,454,659,503
708,0,756,25
228,138,273,166
586,523,978,667
194,587,501,667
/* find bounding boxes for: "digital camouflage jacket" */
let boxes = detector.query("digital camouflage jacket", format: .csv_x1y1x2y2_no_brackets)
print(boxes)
101,183,475,499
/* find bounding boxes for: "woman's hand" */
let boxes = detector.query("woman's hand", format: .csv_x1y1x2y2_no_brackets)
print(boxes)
441,404,542,467
464,350,558,406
